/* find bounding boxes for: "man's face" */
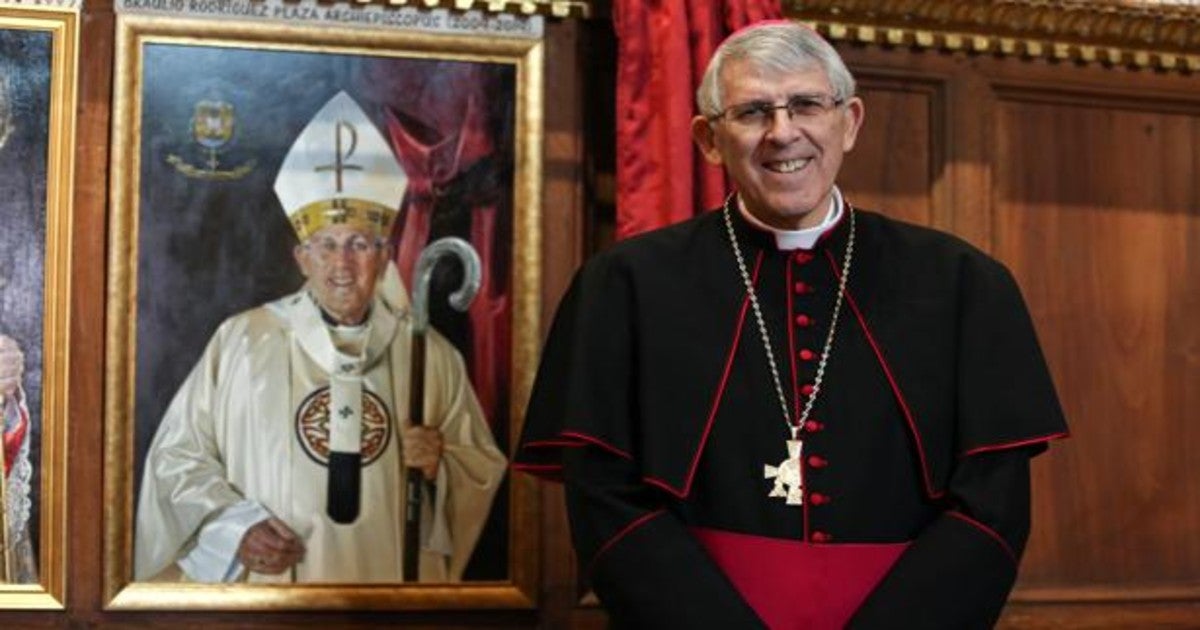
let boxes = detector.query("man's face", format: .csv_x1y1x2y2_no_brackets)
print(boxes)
692,59,864,230
293,224,390,325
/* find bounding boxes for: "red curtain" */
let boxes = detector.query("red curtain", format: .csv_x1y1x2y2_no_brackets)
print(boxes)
361,58,510,430
613,0,782,240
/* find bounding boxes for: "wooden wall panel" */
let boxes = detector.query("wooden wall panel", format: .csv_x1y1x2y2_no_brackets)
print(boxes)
535,17,589,630
1001,601,1200,629
69,0,115,625
995,98,1200,593
838,77,937,227
838,47,1200,627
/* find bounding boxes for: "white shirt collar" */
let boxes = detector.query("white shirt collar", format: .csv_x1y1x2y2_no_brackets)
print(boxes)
737,186,844,250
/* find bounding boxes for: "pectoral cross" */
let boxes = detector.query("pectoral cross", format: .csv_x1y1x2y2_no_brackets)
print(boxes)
764,430,804,506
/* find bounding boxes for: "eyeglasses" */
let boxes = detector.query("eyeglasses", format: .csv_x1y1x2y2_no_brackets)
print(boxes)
305,235,383,262
709,93,845,130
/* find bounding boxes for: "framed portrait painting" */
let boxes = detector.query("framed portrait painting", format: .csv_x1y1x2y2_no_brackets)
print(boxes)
0,0,76,609
104,13,542,609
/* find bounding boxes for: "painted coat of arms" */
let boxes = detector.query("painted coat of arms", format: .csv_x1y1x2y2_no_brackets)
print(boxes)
166,98,256,180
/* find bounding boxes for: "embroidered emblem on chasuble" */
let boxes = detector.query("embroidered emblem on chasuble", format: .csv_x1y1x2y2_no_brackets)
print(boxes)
294,386,393,466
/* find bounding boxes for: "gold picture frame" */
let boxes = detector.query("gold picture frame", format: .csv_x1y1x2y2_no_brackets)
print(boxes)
0,1,76,610
347,0,589,18
104,14,542,610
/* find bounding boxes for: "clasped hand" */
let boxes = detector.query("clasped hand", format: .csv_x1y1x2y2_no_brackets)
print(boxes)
237,517,304,575
402,425,443,481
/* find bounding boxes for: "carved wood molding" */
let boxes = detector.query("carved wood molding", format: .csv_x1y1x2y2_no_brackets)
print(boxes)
286,0,590,18
785,0,1199,73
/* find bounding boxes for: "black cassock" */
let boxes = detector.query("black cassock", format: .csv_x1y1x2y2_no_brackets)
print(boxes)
515,202,1068,629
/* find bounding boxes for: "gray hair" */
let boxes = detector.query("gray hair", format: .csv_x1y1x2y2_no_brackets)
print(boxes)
696,22,857,118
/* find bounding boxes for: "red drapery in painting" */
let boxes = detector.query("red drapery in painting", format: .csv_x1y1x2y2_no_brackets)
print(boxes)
358,59,509,431
2,394,28,477
613,0,782,240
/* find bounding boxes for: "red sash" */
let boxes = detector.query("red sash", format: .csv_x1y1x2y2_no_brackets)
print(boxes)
691,527,908,629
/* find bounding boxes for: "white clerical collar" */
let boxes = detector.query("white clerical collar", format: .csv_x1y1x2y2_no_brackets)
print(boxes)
279,290,398,374
737,187,844,250
329,322,368,356
329,320,369,333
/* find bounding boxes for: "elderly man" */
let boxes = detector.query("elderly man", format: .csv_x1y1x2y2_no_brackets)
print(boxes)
515,21,1067,628
136,92,506,583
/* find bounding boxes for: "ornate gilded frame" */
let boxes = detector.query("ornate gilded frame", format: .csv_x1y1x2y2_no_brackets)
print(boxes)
325,0,590,18
0,0,75,610
104,14,542,610
785,0,1200,73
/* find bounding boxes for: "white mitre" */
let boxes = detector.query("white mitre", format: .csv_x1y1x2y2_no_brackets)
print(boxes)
274,91,407,242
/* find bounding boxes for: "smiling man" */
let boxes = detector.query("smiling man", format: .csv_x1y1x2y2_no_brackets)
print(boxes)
135,92,505,584
515,22,1067,628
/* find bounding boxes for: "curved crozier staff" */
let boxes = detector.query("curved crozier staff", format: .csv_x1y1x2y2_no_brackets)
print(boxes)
403,236,482,581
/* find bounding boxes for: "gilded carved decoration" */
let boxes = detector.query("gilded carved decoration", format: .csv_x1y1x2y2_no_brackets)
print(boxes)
785,0,1199,72
282,0,590,18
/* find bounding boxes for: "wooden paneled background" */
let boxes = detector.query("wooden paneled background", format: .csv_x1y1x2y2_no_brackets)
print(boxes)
2,1,1198,626
834,47,1200,628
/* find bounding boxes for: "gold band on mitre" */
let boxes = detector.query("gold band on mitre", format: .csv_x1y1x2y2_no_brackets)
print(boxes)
290,198,398,242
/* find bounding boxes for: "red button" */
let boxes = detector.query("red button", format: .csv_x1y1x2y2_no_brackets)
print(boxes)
800,383,815,397
795,314,812,328
811,531,832,543
810,492,831,506
807,455,828,469
803,420,824,433
794,252,814,265
794,281,811,294
799,349,816,361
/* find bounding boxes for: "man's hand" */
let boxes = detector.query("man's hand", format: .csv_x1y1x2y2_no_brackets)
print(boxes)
0,335,24,399
402,425,444,481
237,517,305,575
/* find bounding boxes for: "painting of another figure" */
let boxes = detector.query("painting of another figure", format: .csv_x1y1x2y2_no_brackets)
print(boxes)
0,27,53,584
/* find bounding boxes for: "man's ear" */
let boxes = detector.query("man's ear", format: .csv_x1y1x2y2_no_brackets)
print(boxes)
840,96,865,153
376,242,393,278
691,116,724,165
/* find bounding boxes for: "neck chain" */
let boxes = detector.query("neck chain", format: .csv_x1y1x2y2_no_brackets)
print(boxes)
721,195,856,506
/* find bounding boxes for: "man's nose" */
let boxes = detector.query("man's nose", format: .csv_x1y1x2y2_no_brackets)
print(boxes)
764,108,801,143
331,245,358,265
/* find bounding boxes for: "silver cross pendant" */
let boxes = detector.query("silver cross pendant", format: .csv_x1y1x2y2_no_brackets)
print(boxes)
764,437,804,506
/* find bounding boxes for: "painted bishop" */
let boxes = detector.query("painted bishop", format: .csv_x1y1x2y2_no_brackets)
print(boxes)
134,91,506,583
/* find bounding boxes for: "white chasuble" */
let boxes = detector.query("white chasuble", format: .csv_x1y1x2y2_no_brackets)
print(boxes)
134,290,507,583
